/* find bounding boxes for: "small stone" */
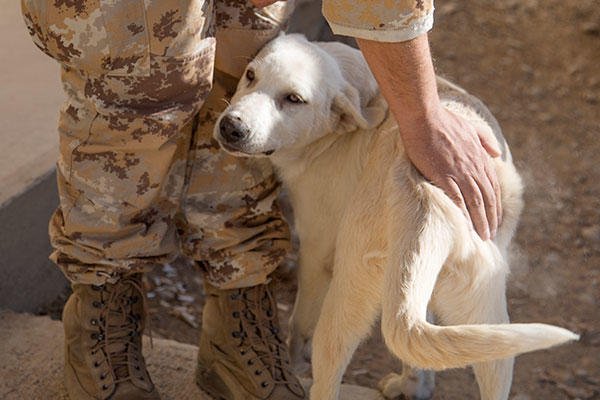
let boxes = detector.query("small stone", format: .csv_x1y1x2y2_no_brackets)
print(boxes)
581,225,600,241
162,263,177,277
351,368,369,377
175,282,187,293
582,22,600,36
159,299,171,308
177,294,195,303
439,2,459,15
539,112,554,123
171,306,199,328
582,91,599,105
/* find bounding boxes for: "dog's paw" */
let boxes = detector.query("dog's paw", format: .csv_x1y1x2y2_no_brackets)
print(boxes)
292,360,312,376
378,371,435,400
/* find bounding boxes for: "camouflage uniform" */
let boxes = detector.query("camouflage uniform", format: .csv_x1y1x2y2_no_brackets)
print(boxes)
21,0,295,289
21,0,434,289
323,0,434,42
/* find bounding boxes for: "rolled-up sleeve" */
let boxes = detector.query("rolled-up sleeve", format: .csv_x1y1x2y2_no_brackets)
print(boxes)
322,0,434,42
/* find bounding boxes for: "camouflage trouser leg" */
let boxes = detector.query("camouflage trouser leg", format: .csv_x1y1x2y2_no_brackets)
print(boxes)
183,1,296,289
21,0,218,285
21,0,293,287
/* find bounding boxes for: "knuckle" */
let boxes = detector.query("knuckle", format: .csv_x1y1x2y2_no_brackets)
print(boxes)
467,197,483,209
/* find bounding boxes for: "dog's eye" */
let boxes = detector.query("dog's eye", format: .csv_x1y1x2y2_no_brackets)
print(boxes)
246,69,255,82
285,93,304,104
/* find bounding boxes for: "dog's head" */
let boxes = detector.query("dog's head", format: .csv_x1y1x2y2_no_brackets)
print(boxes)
214,34,388,158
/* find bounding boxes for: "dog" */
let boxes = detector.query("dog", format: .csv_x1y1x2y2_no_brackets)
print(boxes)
213,34,578,400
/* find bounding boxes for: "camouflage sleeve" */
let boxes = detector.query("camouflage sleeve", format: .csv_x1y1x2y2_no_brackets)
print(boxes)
322,0,434,42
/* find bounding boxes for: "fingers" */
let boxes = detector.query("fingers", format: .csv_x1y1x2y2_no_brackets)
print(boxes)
442,177,489,240
486,163,503,230
474,171,498,239
476,124,502,158
461,176,489,240
445,177,470,222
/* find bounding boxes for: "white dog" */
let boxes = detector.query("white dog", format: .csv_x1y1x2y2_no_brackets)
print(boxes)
213,34,578,400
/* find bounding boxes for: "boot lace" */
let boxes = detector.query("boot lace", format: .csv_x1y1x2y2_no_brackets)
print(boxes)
230,284,297,390
89,275,148,387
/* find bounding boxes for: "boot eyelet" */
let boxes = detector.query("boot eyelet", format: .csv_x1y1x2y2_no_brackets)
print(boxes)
261,381,269,388
255,370,262,376
92,301,101,308
102,384,108,390
94,361,100,368
240,350,246,356
231,331,240,338
91,285,103,291
90,319,98,325
100,373,107,380
247,360,254,366
267,310,273,317
232,311,240,318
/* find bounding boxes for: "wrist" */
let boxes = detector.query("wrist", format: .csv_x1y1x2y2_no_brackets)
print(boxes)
391,97,442,137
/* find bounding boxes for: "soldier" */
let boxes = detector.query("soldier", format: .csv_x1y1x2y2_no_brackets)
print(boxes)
21,0,501,399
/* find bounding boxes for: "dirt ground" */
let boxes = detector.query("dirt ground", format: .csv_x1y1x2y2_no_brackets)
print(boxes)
39,0,599,399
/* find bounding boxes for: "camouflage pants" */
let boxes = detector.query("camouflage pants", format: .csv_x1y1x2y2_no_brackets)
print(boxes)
21,0,295,288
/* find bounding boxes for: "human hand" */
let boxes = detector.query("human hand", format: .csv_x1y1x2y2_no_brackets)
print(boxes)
250,0,282,7
400,105,502,240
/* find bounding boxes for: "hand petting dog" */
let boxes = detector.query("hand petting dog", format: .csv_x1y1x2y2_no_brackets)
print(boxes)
358,35,502,241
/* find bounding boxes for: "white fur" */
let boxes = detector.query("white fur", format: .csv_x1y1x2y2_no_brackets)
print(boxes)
214,34,578,400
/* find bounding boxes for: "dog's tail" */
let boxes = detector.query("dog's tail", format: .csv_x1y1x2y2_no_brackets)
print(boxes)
382,181,578,370
383,318,578,370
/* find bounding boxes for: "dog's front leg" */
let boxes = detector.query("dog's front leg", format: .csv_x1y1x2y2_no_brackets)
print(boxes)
289,249,333,373
431,250,513,400
309,250,383,400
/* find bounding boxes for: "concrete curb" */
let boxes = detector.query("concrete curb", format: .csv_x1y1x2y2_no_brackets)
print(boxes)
0,171,68,312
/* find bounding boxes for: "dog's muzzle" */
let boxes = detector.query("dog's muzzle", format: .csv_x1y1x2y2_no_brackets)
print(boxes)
219,114,251,146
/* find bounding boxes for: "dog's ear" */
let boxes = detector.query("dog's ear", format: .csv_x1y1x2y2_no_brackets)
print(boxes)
319,42,388,132
333,83,388,133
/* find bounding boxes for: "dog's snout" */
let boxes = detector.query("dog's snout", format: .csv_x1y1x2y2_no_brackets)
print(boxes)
219,114,250,143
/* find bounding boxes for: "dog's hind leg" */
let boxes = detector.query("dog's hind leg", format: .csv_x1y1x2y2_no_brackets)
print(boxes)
379,364,435,400
309,254,383,400
379,312,436,400
431,248,513,400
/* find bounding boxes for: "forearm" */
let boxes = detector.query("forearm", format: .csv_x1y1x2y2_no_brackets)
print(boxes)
357,35,441,137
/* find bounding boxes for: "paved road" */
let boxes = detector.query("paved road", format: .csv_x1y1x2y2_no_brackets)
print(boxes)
0,0,62,206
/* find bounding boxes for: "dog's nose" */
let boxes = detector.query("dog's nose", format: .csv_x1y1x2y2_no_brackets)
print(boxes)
219,114,250,143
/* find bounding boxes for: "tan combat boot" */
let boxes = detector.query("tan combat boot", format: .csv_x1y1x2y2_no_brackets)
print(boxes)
196,283,306,400
62,273,160,400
